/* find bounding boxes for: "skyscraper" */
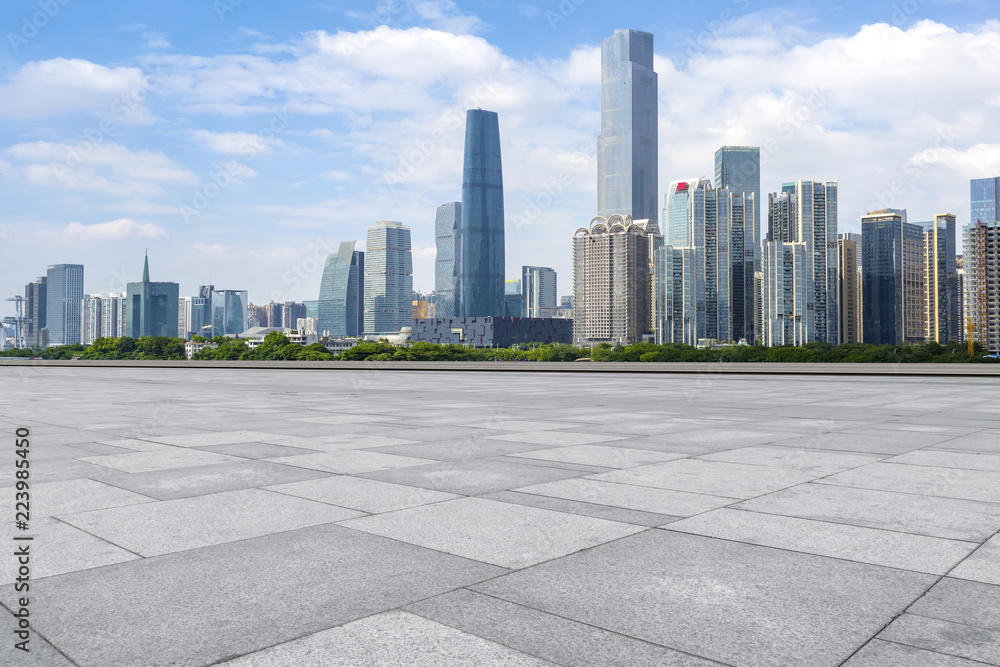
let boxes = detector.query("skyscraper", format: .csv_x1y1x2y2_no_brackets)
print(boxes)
924,214,959,343
212,290,249,336
971,176,1000,225
458,110,505,318
598,29,658,220
522,266,558,318
319,241,365,338
434,202,461,318
364,221,413,334
838,234,862,344
24,276,46,347
715,146,761,253
861,209,925,345
964,221,1000,352
762,242,810,346
573,215,654,345
126,254,179,338
46,263,84,346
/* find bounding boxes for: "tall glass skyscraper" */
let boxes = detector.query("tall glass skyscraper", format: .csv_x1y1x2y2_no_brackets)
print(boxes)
458,110,505,318
126,254,179,338
971,176,1000,225
319,241,364,337
598,29,657,221
715,146,761,272
434,202,461,318
45,263,84,345
364,221,413,334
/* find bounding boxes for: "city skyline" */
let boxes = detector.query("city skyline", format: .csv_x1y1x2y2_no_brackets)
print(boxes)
2,2,1000,319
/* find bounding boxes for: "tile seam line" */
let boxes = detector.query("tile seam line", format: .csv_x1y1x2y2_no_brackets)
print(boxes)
405,588,735,667
0,600,83,667
902,608,1000,635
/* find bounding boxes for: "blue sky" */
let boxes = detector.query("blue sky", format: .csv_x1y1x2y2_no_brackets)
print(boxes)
1,0,998,317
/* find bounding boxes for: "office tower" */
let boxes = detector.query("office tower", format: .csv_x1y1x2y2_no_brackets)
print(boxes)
838,234,862,344
522,266,558,318
964,221,1000,352
654,245,697,344
762,180,839,345
46,263,84,346
364,221,413,334
458,110,505,318
179,297,192,338
319,241,365,338
598,29,657,220
281,302,306,332
267,301,283,329
729,192,757,344
861,210,926,345
762,242,810,346
126,254,180,338
23,276,46,347
715,146,761,257
434,202,461,318
210,291,248,336
504,279,524,318
81,296,102,345
247,304,269,329
924,214,959,343
573,215,654,345
971,176,1000,225
664,179,709,246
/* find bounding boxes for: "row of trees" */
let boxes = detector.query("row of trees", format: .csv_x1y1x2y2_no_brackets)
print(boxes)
2,335,996,363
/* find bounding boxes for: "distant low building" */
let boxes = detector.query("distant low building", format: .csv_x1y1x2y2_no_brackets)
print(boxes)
413,317,573,347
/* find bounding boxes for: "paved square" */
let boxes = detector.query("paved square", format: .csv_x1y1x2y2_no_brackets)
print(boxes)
2,367,1000,665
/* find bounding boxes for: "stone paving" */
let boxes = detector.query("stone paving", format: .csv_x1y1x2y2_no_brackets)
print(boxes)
1,367,999,666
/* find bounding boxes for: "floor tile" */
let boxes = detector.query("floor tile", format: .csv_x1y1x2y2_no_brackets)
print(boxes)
0,517,138,583
820,462,1000,504
485,432,629,447
267,476,460,513
951,534,1000,585
340,497,644,568
266,450,438,474
513,478,734,516
878,613,1000,665
907,577,1000,630
78,449,242,473
362,459,588,495
510,445,686,469
699,446,884,475
196,442,321,459
841,639,986,666
887,449,1000,473
34,478,154,517
482,490,680,527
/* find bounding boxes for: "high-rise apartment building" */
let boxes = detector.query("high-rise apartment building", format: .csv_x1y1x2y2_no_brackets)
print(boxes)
46,263,84,346
861,209,925,345
434,202,461,319
319,241,365,338
24,276,46,347
522,266,557,318
598,30,657,220
573,215,654,345
458,110,505,318
364,221,413,335
81,293,126,344
126,254,180,338
762,242,810,346
654,246,697,344
924,214,959,343
761,181,839,346
964,221,1000,352
838,234,862,344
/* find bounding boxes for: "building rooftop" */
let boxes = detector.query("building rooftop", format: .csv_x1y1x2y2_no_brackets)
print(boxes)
2,368,999,666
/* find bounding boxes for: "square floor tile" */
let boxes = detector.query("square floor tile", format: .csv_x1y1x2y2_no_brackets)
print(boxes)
0,517,138,583
195,442,321,459
340,497,644,569
887,449,1000,472
510,445,686,469
34,478,154,517
820,462,1000,504
473,530,936,667
907,577,1000,630
78,449,242,473
266,450,438,474
514,478,733,517
367,438,550,461
590,458,817,499
699,446,884,475
841,639,985,666
60,488,364,556
951,534,1000,585
878,613,1000,666
267,476,460,513
486,432,629,447
362,459,588,495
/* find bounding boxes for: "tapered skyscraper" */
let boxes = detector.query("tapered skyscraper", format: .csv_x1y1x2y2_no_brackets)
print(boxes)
434,202,461,319
458,109,505,318
598,29,657,220
319,241,364,337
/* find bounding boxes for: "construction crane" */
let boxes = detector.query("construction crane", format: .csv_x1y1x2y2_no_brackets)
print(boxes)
5,296,25,349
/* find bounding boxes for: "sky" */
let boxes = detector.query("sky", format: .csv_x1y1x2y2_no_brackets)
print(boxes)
1,0,999,318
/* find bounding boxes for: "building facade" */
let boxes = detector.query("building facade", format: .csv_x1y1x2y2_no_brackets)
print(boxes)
762,242,810,346
126,255,180,339
46,264,84,346
522,266,558,318
924,214,960,343
364,221,413,335
573,215,653,345
715,146,761,257
319,241,365,338
971,176,1000,226
598,29,658,221
434,202,461,319
838,234,862,344
964,221,1000,352
861,209,924,345
458,110,505,318
413,317,573,347
24,276,46,347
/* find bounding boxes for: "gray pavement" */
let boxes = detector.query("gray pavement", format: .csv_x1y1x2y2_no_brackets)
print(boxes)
1,367,999,666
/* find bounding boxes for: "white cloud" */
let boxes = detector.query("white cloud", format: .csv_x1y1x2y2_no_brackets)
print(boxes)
0,59,151,119
193,242,235,256
190,130,285,155
60,219,167,241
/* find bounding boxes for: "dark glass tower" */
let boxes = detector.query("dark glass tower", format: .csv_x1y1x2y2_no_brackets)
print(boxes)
598,29,657,221
971,176,1000,225
458,109,505,318
434,202,461,319
319,241,364,337
126,254,179,338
